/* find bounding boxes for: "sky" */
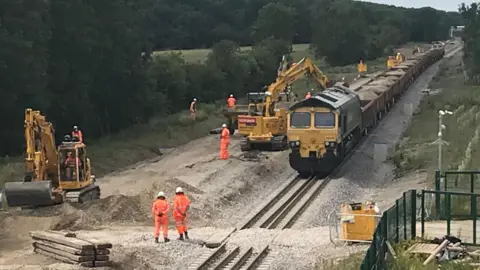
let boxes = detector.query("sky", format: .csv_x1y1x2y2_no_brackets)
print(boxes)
362,0,475,12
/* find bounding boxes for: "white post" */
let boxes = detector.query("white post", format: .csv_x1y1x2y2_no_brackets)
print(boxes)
438,114,443,174
433,110,453,176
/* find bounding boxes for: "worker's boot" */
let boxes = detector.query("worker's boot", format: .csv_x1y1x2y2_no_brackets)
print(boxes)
178,234,184,241
164,237,170,243
184,231,189,240
154,237,159,243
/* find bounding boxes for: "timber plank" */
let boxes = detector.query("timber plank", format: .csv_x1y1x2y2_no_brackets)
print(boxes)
34,248,94,267
96,249,110,255
95,255,109,261
94,260,112,267
82,238,113,249
33,241,95,255
34,245,95,262
30,231,94,250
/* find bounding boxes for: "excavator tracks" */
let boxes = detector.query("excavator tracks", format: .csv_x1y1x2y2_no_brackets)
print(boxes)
240,136,288,152
64,184,101,203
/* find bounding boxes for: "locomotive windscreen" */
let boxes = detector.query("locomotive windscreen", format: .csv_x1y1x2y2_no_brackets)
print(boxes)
314,112,335,127
290,112,310,128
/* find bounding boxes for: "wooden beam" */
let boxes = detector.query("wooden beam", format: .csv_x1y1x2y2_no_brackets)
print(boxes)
33,241,95,256
30,231,94,250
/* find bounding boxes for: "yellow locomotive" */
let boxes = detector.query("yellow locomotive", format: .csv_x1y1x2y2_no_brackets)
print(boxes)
287,84,363,177
287,45,445,177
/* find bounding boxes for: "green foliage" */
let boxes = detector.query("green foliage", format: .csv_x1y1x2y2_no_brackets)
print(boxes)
0,0,462,162
311,1,456,65
460,3,480,81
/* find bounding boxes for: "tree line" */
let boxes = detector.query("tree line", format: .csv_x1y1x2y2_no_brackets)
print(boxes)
460,2,480,82
0,0,462,157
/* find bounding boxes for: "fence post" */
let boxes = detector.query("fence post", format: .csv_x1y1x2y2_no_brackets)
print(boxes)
421,190,425,238
471,173,475,194
395,199,399,242
411,190,417,239
403,193,407,240
435,170,441,218
472,195,477,245
446,193,451,235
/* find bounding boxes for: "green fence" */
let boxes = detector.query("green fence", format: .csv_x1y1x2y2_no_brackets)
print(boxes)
421,189,480,245
360,190,417,270
435,170,480,193
434,170,480,219
361,189,480,269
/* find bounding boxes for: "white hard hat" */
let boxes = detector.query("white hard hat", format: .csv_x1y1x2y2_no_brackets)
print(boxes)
230,94,233,97
157,191,165,198
176,187,183,193
73,125,78,129
222,124,227,128
193,98,197,101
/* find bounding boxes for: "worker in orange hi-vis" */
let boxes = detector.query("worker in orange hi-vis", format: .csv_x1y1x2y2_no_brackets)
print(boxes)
305,91,311,99
173,187,191,240
219,123,230,160
152,191,170,243
226,94,236,108
72,125,83,143
189,98,197,120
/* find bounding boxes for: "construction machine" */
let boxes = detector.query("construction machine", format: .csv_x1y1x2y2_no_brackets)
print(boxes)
209,56,296,136
238,56,332,151
3,108,100,208
387,52,406,69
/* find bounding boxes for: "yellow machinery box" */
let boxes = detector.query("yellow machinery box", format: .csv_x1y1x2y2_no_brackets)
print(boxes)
340,201,379,242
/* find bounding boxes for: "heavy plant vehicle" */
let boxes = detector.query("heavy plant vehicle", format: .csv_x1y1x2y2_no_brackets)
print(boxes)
387,52,406,69
238,56,333,151
4,108,100,207
210,91,289,135
287,46,445,177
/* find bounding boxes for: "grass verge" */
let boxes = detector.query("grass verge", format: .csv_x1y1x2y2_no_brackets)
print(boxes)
391,50,480,182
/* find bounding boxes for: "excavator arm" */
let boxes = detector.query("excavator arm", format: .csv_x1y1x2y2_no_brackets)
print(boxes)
24,108,59,184
4,109,60,207
264,57,330,116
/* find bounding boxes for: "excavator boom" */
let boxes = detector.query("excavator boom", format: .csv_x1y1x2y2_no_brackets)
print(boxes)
264,57,330,117
4,109,59,207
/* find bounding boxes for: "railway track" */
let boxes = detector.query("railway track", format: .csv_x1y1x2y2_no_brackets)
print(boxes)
188,243,270,270
238,175,328,230
188,42,463,270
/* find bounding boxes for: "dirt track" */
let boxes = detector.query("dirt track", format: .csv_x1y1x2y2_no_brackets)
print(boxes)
0,41,460,269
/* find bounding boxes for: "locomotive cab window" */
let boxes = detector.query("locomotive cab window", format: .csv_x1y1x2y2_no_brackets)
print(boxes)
314,112,335,128
290,112,311,128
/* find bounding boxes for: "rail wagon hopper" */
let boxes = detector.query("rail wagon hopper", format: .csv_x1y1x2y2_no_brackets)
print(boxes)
287,46,445,177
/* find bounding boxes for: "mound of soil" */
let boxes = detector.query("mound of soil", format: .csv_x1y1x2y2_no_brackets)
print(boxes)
51,195,151,231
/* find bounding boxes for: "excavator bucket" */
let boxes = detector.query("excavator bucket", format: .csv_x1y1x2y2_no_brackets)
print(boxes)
4,181,54,207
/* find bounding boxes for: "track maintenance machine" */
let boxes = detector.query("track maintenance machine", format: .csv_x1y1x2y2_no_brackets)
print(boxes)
238,56,333,151
4,108,100,208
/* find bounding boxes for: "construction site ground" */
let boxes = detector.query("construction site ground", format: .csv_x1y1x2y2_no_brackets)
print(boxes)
0,41,461,270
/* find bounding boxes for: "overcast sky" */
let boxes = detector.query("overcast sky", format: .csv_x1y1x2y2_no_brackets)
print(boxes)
362,0,475,12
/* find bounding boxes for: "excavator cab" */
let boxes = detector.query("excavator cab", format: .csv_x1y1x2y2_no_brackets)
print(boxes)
56,141,94,194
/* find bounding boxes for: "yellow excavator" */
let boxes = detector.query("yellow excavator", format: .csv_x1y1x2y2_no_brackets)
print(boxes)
3,108,100,207
238,56,332,151
387,52,406,69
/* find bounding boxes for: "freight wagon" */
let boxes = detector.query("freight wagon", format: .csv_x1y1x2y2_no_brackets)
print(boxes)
286,46,445,177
